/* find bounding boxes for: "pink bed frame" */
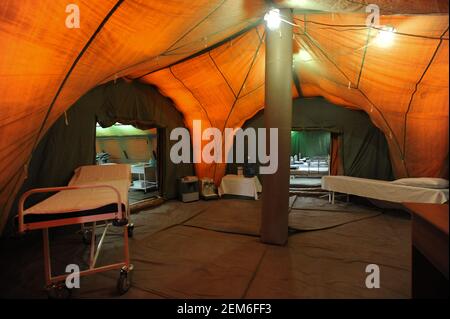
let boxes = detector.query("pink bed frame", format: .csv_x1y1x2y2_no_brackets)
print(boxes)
18,184,133,297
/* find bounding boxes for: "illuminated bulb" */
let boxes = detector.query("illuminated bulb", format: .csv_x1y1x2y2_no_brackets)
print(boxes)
299,49,312,61
294,49,313,63
264,8,281,30
374,26,396,48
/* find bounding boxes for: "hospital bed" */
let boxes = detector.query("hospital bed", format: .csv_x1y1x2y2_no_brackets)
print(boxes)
290,156,330,178
18,164,134,298
322,175,449,205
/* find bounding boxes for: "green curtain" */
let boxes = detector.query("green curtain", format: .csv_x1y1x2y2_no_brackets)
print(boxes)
290,131,330,157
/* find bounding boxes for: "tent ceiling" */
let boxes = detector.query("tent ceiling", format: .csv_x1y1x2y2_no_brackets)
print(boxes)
0,0,268,231
273,0,449,15
139,12,449,184
0,0,448,232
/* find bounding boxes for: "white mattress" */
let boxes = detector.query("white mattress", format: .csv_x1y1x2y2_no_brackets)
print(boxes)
24,164,131,216
322,175,449,204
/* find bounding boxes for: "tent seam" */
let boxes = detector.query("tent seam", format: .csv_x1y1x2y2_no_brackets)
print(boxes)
355,27,372,89
111,0,236,82
133,20,263,80
298,31,405,173
214,29,265,181
239,83,264,100
31,0,125,151
208,51,237,99
293,17,449,40
402,26,449,171
168,67,214,129
222,30,265,131
163,0,227,54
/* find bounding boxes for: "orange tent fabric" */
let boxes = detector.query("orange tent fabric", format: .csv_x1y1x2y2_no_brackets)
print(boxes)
0,0,448,232
293,13,449,179
140,13,449,184
0,0,267,231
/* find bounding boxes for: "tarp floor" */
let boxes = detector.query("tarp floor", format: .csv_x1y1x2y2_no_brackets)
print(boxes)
0,197,411,299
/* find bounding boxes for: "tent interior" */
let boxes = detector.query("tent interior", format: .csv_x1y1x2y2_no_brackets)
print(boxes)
0,0,448,299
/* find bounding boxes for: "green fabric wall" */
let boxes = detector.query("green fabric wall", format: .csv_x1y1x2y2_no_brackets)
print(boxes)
290,131,330,157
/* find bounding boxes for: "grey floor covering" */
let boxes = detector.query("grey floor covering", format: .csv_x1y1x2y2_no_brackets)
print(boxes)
0,196,411,299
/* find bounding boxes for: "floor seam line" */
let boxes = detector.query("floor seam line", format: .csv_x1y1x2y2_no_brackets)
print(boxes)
242,245,268,299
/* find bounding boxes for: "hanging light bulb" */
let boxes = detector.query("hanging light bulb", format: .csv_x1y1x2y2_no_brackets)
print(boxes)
293,49,313,63
374,26,397,48
264,8,281,30
298,49,312,62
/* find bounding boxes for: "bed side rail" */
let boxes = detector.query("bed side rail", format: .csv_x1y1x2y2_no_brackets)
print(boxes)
18,184,125,233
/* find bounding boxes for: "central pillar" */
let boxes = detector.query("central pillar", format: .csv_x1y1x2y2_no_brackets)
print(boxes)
261,8,293,245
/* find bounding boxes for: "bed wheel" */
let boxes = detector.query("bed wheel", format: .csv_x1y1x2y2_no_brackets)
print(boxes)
82,229,95,245
127,224,134,238
113,219,128,227
117,267,132,295
46,282,72,299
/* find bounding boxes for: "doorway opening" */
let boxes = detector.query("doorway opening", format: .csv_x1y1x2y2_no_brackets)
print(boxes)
289,130,331,188
95,123,160,203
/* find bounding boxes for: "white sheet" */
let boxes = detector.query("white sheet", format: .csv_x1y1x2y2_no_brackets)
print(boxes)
322,175,449,204
218,175,262,200
24,164,131,215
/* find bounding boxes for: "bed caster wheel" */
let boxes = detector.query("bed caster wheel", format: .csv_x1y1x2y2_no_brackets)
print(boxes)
46,282,72,299
127,224,134,238
113,219,128,227
117,266,133,295
82,229,95,245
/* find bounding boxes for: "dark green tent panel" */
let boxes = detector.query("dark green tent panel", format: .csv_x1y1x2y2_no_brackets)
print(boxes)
227,97,393,181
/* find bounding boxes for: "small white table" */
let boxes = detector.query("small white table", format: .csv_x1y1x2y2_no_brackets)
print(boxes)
218,175,262,200
130,163,157,192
